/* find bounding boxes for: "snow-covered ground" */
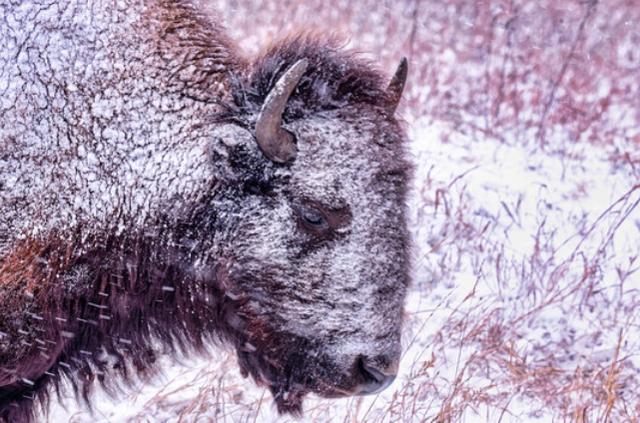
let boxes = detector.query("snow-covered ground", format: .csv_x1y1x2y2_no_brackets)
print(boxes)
48,114,639,422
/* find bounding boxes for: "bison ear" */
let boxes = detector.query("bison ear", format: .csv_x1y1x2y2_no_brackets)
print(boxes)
209,124,266,184
386,57,408,114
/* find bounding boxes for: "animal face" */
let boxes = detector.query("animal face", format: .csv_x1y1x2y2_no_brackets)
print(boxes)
210,103,410,411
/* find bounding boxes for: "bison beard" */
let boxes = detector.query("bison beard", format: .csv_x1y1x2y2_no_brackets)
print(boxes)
214,259,321,414
228,275,364,415
235,326,318,415
0,0,411,421
235,323,359,414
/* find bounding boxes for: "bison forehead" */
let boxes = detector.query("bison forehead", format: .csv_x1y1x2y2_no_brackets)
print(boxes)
287,109,408,205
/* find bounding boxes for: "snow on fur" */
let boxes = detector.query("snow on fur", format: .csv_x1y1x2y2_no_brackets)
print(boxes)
0,1,411,421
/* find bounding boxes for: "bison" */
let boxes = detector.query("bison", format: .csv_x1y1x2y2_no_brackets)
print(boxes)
0,0,411,421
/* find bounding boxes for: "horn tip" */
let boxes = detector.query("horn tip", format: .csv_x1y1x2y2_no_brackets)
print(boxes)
291,58,309,77
398,57,408,80
386,57,409,114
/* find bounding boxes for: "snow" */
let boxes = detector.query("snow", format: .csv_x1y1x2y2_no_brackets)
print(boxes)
404,119,639,421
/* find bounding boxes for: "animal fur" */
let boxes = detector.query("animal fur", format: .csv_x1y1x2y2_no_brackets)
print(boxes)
0,1,411,421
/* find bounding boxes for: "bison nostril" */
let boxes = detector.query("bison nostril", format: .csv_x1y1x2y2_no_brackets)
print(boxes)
356,356,397,395
359,359,385,384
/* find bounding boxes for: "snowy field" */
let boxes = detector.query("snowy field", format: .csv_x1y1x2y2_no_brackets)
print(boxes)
26,0,640,421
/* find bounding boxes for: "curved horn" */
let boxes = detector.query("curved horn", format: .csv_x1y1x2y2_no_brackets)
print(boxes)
255,59,308,163
386,57,408,114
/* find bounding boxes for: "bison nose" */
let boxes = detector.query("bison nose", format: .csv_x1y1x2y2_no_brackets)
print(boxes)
355,355,398,395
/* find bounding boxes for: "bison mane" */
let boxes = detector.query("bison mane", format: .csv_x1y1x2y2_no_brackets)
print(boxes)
226,34,393,120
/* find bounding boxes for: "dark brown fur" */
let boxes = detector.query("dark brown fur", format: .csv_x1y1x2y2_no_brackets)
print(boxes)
0,1,409,421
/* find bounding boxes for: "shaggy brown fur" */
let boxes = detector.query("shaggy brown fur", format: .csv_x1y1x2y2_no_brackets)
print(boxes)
0,1,410,421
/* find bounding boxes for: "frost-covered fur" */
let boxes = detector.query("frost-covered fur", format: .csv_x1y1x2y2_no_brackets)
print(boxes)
0,1,411,421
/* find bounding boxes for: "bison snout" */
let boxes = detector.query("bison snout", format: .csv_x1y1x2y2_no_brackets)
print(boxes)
354,355,398,395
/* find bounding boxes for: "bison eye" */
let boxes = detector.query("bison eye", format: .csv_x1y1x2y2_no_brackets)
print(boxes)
298,205,329,231
292,200,351,237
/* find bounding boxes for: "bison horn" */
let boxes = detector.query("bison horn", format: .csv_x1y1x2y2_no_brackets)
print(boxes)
386,57,408,114
255,59,309,163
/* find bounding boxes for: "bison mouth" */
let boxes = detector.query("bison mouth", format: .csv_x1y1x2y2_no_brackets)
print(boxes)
217,271,397,413
220,300,397,413
233,334,364,414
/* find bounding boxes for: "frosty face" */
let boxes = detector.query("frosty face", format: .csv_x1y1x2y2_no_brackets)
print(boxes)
210,105,410,412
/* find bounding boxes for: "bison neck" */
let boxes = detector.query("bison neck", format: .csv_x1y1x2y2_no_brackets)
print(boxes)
61,227,234,369
0,220,240,412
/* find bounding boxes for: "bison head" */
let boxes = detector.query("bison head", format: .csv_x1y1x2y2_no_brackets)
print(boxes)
204,40,411,413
